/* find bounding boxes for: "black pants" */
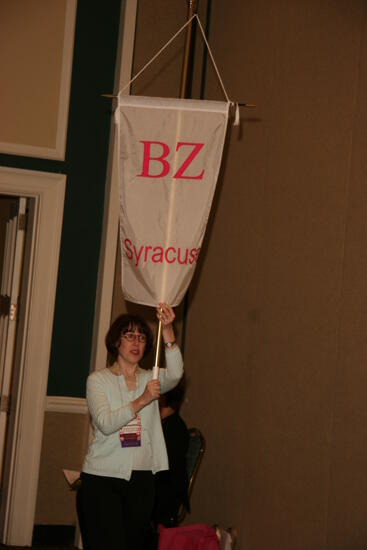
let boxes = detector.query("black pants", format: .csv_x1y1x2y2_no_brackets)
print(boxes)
77,471,155,550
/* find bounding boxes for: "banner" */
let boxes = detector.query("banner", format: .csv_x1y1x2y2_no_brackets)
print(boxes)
116,95,229,307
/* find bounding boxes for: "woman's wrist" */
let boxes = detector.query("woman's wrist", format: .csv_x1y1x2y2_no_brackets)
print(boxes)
131,394,147,414
130,398,140,415
162,323,175,344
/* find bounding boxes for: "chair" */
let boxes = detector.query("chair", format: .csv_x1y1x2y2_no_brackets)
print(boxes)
177,427,206,523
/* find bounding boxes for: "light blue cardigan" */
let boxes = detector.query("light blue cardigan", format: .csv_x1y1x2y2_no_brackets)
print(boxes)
82,346,183,481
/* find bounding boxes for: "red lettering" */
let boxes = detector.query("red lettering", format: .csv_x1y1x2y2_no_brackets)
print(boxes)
177,247,188,265
124,238,133,260
138,141,170,178
152,246,164,263
189,248,196,264
133,245,144,266
174,142,204,180
189,247,201,264
165,247,176,263
144,245,152,262
124,240,200,267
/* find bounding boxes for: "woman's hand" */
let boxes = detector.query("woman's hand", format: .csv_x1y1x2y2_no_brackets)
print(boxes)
156,303,175,326
142,379,161,405
131,379,160,414
156,303,176,344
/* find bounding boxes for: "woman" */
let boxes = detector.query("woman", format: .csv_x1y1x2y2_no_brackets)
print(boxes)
77,303,183,550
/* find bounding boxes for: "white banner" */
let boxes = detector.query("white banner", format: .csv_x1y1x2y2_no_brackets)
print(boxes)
116,95,229,307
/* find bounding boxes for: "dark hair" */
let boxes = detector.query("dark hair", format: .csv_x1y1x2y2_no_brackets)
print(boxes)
105,314,154,365
162,375,186,412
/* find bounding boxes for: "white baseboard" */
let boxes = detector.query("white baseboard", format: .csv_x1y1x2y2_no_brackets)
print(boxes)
46,396,88,415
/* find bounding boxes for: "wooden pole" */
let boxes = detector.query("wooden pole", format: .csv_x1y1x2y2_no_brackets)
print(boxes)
152,315,163,379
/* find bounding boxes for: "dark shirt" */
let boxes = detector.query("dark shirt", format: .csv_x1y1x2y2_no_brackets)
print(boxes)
153,412,189,527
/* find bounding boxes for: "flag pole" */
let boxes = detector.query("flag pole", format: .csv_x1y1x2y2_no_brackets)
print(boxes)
152,0,199,379
152,318,163,379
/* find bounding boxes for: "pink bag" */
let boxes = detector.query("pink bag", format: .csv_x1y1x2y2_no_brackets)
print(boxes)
158,523,221,550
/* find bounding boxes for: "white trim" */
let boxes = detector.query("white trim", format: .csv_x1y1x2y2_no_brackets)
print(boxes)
0,0,77,160
0,144,66,160
89,0,138,374
46,396,88,415
0,167,65,546
54,0,78,160
118,95,230,113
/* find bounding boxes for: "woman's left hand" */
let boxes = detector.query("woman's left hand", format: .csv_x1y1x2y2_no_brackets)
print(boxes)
157,303,176,345
156,303,175,326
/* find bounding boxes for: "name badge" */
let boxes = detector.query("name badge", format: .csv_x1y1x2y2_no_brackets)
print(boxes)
120,415,141,447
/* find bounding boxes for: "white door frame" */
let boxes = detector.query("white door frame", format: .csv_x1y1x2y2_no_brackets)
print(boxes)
0,167,65,546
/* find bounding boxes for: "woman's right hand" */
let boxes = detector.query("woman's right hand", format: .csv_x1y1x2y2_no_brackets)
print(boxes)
131,379,160,414
141,379,160,406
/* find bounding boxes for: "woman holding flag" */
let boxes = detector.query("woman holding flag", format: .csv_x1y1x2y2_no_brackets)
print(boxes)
77,303,183,550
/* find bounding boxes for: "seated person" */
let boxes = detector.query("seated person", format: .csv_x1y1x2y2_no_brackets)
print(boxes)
152,378,189,527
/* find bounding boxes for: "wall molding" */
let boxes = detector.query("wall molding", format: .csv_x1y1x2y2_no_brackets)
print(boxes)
0,0,77,160
46,396,88,415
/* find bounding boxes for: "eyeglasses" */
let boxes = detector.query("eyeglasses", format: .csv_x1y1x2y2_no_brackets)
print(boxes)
122,332,147,344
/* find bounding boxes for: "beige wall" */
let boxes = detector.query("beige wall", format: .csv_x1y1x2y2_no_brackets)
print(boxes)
35,410,89,525
0,0,74,158
183,1,367,549
111,1,367,549
0,0,64,147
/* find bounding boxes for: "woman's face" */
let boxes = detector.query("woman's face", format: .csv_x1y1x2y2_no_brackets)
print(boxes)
117,326,146,365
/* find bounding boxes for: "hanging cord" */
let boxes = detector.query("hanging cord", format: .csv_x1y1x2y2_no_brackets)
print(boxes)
194,15,240,125
118,14,197,97
117,14,239,113
194,15,230,102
